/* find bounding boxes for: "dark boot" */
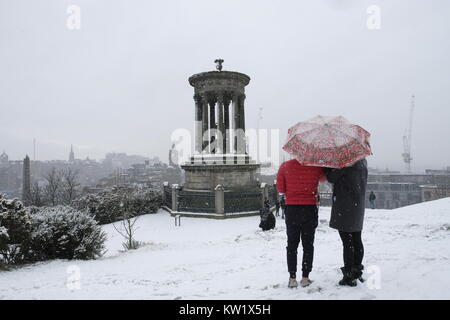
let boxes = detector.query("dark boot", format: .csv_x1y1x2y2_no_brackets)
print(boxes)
353,265,365,283
338,267,357,287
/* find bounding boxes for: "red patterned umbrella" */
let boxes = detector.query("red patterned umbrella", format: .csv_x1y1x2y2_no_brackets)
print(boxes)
282,115,372,168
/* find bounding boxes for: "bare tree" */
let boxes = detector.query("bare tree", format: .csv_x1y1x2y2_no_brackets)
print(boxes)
62,168,80,204
113,203,141,250
30,182,43,207
44,167,62,206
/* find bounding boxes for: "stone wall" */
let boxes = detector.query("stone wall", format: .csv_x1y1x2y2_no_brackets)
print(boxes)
182,164,260,191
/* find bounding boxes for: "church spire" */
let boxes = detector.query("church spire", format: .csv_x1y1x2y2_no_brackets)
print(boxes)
69,144,75,163
0,150,8,164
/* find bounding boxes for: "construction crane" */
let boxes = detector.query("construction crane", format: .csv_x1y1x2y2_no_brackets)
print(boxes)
402,95,415,173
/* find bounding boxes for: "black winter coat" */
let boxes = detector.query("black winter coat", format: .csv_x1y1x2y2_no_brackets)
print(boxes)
326,159,368,232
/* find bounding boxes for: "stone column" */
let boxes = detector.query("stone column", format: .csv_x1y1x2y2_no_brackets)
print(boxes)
202,95,209,153
260,183,269,209
215,184,225,215
224,99,230,154
194,95,202,154
217,93,225,155
162,181,168,206
232,94,239,153
239,94,246,132
171,184,179,212
234,94,245,154
239,94,246,154
209,100,216,154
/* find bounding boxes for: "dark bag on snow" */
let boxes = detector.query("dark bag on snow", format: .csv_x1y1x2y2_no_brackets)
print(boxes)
259,205,276,231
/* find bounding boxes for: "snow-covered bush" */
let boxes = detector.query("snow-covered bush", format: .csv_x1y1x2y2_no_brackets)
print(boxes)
0,195,33,265
29,206,106,260
0,226,9,268
72,192,116,225
73,186,162,225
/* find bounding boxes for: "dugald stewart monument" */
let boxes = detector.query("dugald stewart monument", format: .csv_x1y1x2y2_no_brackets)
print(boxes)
163,60,276,218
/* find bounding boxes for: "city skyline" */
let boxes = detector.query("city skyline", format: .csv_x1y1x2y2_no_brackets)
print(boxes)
0,142,448,174
1,0,450,172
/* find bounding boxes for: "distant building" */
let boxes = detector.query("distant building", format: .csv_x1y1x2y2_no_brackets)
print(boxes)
367,170,450,209
425,168,450,175
0,150,8,166
421,185,450,202
366,182,422,209
0,154,21,197
22,155,31,205
0,151,166,199
69,145,75,163
102,152,158,169
96,159,179,188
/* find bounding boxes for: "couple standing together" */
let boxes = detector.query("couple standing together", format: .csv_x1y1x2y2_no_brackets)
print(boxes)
276,157,368,288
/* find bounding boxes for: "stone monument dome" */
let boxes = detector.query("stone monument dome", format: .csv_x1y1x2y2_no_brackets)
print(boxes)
162,60,276,218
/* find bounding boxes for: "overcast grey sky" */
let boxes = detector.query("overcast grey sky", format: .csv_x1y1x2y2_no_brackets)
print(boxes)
0,0,449,172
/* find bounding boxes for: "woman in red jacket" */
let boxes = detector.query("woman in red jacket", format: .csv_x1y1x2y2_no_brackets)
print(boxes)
276,159,325,288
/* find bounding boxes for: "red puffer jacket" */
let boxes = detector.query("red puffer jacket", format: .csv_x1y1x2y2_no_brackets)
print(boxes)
276,159,325,205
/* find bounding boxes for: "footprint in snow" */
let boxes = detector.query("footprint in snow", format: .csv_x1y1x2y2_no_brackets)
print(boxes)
307,286,324,294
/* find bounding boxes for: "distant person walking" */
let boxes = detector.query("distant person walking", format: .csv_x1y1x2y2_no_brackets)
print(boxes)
326,159,368,287
369,191,376,209
280,195,286,219
277,159,325,288
275,197,281,217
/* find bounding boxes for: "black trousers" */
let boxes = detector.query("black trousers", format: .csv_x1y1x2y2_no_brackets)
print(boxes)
285,205,318,278
338,231,364,270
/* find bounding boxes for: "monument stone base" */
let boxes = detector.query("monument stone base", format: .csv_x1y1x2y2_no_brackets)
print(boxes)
181,154,260,191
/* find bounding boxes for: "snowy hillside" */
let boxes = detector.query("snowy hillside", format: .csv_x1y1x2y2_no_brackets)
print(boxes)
1,198,449,300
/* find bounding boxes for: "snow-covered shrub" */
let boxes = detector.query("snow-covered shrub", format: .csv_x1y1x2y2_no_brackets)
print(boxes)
72,192,115,225
131,187,162,214
73,186,162,225
0,226,9,268
29,206,106,260
26,205,40,215
0,195,33,265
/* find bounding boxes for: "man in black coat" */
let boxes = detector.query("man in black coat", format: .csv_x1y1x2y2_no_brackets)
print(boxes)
275,198,281,217
326,159,368,286
369,191,376,209
280,195,286,219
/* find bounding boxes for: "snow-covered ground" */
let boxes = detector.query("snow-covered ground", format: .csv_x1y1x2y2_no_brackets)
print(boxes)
1,198,449,300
